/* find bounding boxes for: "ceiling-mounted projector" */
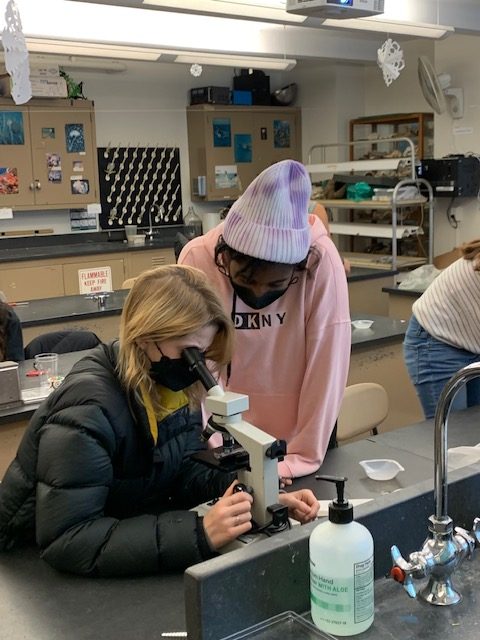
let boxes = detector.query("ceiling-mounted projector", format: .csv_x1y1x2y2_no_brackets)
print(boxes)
286,0,385,19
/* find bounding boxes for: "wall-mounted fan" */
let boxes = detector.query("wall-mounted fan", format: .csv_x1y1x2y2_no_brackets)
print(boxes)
417,56,464,119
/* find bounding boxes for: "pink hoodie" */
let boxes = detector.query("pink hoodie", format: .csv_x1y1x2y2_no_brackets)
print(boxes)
178,215,351,478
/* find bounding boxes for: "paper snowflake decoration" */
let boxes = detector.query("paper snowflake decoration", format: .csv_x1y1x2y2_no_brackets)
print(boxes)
190,63,203,77
377,38,405,87
1,0,31,104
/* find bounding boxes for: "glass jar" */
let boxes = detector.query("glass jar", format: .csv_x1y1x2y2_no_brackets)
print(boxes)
183,206,203,239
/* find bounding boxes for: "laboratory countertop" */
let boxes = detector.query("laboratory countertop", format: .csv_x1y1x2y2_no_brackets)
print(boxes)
2,408,480,639
382,285,424,297
0,350,94,425
0,231,395,288
349,313,407,349
348,266,397,282
15,288,407,350
14,290,129,327
0,229,182,263
0,313,407,425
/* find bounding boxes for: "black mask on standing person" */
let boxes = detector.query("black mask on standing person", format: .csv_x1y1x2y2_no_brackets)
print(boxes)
230,280,290,310
149,353,202,391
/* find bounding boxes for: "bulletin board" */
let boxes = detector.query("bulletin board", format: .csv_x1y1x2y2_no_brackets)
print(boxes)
97,146,183,230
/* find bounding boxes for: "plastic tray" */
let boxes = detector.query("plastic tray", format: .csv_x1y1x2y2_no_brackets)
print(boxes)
221,611,335,639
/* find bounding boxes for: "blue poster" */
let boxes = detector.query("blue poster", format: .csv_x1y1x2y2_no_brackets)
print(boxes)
0,111,24,145
234,133,252,163
273,120,291,148
65,123,85,153
212,118,231,147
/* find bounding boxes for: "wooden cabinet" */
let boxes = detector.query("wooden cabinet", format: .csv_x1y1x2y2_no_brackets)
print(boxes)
0,264,64,301
0,247,176,301
187,105,301,202
0,98,99,210
124,248,176,280
349,112,434,162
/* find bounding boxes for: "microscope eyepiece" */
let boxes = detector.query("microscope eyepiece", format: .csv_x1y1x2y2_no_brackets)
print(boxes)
182,347,218,391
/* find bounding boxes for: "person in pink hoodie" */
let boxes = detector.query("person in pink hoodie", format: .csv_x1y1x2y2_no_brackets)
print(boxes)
179,159,351,479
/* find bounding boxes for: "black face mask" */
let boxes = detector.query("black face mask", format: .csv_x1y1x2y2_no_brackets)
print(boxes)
150,355,200,391
230,280,289,310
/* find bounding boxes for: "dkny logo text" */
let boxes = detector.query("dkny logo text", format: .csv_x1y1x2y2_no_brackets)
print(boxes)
233,312,287,330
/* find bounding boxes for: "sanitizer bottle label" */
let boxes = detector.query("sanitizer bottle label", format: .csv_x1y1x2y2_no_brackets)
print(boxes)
310,555,374,629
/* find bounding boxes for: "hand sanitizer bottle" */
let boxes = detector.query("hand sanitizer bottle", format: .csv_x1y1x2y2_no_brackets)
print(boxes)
310,475,374,636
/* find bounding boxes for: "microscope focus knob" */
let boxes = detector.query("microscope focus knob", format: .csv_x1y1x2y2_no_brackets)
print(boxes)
266,439,287,460
233,483,253,495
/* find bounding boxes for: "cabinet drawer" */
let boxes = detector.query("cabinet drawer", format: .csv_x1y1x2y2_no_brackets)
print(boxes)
0,265,64,301
124,248,176,280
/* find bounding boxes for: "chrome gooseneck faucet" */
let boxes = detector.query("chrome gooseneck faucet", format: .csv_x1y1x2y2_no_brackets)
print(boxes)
390,361,480,605
145,207,155,242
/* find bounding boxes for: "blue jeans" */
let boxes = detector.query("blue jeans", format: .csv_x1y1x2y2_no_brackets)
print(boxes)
403,315,480,419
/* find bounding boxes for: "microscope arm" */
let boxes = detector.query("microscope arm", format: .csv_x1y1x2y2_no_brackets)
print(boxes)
183,347,287,528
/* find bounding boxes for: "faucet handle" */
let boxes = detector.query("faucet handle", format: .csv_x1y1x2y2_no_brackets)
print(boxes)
471,518,480,546
454,526,476,560
390,545,418,598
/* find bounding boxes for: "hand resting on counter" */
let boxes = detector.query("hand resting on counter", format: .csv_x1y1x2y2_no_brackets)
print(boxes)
203,480,319,550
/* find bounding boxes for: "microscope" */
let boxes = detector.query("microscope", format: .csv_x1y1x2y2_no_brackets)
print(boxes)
183,348,289,535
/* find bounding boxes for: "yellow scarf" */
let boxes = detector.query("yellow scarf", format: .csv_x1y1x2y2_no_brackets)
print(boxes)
140,385,188,443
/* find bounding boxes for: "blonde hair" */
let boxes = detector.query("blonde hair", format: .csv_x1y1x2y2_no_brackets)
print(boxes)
117,264,234,408
461,239,480,271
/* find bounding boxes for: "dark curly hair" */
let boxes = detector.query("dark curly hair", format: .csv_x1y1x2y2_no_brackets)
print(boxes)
213,235,320,280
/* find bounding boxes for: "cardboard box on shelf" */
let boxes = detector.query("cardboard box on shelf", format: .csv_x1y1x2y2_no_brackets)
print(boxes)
0,73,67,98
30,76,68,98
29,63,60,77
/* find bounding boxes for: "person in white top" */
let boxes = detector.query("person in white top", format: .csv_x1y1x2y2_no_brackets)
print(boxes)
403,238,480,418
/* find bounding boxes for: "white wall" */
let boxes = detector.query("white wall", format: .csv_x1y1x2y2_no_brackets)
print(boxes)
364,39,434,115
363,35,480,255
295,62,366,164
3,33,480,252
433,34,480,252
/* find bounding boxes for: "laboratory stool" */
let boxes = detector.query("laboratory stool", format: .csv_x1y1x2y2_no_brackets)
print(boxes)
336,383,389,444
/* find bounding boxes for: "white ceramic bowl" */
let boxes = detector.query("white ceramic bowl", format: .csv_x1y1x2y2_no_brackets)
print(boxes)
352,319,374,330
359,459,405,481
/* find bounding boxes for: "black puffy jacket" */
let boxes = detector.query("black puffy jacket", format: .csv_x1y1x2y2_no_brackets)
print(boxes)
0,341,232,576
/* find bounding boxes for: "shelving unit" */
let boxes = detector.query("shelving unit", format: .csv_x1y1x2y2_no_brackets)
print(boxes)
349,112,434,161
306,139,434,271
